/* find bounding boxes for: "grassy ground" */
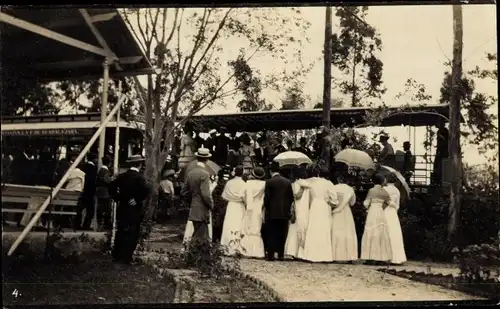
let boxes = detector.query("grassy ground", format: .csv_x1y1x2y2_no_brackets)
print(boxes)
2,252,176,306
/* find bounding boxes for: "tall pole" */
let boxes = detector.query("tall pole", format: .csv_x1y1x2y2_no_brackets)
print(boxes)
448,5,463,244
98,58,110,169
322,6,333,168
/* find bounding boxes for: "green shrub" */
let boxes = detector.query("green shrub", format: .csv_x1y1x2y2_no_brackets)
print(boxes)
453,240,500,300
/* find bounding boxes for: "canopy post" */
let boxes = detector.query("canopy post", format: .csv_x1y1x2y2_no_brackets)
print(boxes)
98,58,110,169
7,96,127,256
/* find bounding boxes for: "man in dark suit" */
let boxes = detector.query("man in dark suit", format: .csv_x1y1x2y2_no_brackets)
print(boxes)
76,153,98,230
181,148,214,241
263,161,294,261
96,156,113,230
108,155,150,264
293,137,312,158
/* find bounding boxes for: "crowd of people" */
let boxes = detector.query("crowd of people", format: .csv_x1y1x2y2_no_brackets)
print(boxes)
180,148,407,265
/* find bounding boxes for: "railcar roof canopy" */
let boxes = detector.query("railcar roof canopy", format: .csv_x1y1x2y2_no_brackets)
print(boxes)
0,7,154,81
183,104,461,132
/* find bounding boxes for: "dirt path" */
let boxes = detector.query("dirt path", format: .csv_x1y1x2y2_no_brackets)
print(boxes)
239,259,483,302
148,224,483,302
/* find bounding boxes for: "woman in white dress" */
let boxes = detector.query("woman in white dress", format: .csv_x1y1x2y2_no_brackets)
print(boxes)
182,175,217,244
302,165,338,262
178,126,196,170
284,167,311,259
220,166,247,255
331,173,358,262
383,172,407,265
361,173,394,264
240,167,266,258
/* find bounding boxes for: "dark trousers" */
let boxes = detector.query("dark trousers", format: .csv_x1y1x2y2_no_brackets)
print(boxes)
75,196,96,229
212,224,223,244
265,219,289,260
97,198,112,229
191,220,209,242
112,219,141,263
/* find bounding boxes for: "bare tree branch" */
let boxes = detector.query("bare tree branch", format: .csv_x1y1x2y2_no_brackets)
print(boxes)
122,11,148,54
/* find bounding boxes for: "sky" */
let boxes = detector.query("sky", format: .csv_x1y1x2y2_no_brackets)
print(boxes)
118,5,498,171
198,4,498,168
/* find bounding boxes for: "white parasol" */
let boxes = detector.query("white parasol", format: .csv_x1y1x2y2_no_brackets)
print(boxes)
334,149,376,170
379,165,411,198
273,151,312,167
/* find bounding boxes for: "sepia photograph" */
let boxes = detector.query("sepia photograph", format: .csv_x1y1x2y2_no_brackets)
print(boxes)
1,1,498,307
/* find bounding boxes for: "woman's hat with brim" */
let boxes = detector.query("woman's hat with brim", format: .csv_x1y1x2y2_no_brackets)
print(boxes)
209,129,217,134
379,133,390,141
127,154,145,163
195,147,212,158
251,167,266,179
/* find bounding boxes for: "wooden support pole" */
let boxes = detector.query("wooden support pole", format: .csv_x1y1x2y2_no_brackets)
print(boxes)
98,58,110,169
322,6,333,168
7,96,127,256
448,4,464,244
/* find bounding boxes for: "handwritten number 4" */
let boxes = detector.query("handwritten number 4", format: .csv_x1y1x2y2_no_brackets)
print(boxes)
12,289,19,297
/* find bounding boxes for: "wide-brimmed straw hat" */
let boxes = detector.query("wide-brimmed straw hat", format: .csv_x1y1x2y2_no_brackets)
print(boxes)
195,147,212,158
209,129,217,134
127,154,145,163
251,167,266,180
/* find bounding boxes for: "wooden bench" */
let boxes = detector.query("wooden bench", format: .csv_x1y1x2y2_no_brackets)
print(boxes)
1,184,81,229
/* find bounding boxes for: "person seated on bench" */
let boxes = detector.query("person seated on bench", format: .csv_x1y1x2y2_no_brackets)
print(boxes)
53,152,86,229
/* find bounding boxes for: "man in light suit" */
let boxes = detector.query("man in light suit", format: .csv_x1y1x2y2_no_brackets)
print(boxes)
181,148,214,241
263,161,294,261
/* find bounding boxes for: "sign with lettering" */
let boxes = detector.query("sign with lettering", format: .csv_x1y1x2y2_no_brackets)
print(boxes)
1,128,94,136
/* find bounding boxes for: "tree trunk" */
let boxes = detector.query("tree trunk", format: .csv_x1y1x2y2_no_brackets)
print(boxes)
351,39,357,107
448,4,463,245
322,6,333,169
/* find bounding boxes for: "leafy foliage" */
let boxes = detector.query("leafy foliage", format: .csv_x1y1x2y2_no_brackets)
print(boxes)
331,6,386,107
453,240,500,300
439,52,498,154
229,55,272,112
280,82,308,110
118,8,311,240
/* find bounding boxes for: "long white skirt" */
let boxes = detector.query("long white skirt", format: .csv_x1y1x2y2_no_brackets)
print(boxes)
302,198,333,262
284,222,298,257
240,209,265,258
220,201,246,256
331,205,358,262
361,203,392,262
384,207,407,264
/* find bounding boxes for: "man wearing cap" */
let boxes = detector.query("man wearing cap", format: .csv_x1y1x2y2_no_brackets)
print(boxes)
378,133,395,167
402,141,414,183
158,169,176,223
108,155,150,264
181,148,214,241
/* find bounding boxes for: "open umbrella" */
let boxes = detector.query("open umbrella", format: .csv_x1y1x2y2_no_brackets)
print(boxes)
379,165,411,199
183,159,220,181
273,151,312,167
334,149,375,170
